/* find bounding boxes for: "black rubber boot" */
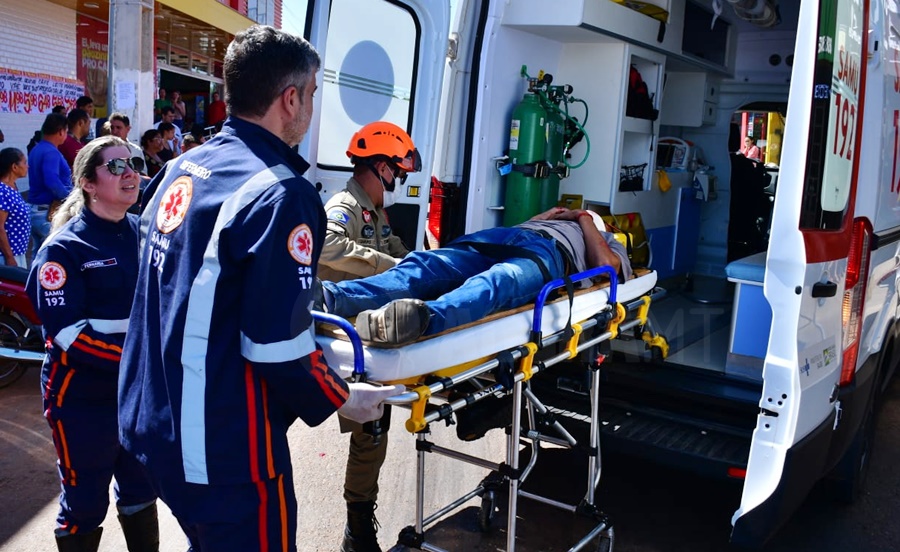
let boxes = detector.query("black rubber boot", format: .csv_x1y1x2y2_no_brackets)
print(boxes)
341,501,381,552
118,502,160,552
55,527,103,552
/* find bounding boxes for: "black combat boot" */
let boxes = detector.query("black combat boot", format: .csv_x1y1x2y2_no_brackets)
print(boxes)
118,502,160,552
55,527,103,552
341,500,381,552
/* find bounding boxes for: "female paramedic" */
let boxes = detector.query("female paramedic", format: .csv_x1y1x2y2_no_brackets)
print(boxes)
26,136,158,552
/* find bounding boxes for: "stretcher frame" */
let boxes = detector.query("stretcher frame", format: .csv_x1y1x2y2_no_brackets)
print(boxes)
314,266,667,552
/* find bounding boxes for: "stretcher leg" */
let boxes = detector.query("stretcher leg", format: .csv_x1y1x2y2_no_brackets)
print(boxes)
506,379,524,552
586,363,603,506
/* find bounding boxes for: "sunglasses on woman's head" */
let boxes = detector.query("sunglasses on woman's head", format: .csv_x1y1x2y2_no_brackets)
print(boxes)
101,157,144,176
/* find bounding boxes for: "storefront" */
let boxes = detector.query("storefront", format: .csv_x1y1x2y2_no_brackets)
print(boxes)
0,0,256,167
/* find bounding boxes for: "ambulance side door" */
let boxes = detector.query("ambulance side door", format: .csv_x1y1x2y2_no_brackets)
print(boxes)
299,0,450,251
731,0,865,545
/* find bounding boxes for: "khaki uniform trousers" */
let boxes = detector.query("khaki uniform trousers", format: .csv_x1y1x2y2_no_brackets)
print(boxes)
339,415,389,503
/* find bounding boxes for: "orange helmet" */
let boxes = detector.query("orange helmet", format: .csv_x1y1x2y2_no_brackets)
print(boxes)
346,121,422,173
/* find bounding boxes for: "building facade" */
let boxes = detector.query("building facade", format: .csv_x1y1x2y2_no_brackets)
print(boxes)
0,0,283,189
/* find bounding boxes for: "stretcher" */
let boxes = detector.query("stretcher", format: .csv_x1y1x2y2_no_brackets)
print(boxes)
315,266,666,552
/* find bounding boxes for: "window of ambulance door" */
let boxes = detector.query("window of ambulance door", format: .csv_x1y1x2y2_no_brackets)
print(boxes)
316,0,418,171
799,20,857,231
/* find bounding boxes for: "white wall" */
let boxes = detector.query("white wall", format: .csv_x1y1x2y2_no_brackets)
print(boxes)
0,0,77,190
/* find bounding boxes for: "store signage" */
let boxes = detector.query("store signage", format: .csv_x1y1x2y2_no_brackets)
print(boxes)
0,68,83,114
77,14,109,118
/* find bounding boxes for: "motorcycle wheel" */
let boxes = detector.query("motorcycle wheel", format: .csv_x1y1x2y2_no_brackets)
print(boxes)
0,313,29,389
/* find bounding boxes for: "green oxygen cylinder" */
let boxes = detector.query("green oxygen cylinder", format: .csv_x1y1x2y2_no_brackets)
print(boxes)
503,93,547,226
541,99,565,212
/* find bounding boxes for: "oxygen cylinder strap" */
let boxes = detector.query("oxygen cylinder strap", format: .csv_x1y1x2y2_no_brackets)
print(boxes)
508,161,552,179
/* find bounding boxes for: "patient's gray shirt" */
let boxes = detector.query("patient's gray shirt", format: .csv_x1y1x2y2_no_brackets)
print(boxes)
516,220,632,282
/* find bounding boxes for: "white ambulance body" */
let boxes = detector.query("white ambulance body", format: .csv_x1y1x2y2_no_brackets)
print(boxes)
301,0,900,546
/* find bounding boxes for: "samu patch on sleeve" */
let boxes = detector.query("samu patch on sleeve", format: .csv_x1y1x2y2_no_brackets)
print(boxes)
156,176,193,234
39,262,67,290
327,209,350,226
288,224,314,265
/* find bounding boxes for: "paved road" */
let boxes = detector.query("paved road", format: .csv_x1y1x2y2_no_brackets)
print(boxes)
2,365,899,551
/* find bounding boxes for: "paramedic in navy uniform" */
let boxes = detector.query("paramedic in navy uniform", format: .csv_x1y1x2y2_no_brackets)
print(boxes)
26,136,159,552
117,25,399,552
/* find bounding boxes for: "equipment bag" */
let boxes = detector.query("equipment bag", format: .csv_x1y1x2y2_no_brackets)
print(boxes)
601,212,651,267
626,65,659,121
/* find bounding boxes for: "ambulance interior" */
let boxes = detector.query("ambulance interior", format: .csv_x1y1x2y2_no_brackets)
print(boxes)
437,0,805,486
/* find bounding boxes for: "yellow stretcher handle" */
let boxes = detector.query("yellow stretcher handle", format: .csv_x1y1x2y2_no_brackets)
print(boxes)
607,303,627,339
519,342,539,382
642,331,670,359
406,385,432,433
636,295,652,326
565,323,583,359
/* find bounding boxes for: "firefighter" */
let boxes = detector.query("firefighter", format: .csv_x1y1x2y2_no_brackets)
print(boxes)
319,121,421,552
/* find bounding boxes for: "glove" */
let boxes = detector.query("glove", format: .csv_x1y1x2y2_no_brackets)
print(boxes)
338,383,405,424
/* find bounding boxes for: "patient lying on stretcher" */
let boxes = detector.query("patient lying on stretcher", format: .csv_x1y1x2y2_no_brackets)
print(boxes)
317,207,632,346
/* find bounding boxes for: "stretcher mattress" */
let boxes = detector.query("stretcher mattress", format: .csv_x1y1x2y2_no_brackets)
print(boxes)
317,270,657,383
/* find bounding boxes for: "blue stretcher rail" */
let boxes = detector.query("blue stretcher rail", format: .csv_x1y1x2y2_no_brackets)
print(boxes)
532,265,618,335
313,311,366,378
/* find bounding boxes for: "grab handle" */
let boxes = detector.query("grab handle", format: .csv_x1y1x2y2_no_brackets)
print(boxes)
532,265,618,335
312,311,366,380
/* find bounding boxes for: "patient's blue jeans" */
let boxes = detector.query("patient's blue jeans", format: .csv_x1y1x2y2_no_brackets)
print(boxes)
323,227,565,335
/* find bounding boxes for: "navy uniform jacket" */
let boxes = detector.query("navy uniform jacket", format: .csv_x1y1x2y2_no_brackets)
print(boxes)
118,117,350,486
27,209,139,404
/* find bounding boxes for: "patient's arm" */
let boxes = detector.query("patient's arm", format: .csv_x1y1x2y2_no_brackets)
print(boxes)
529,206,573,221
528,208,627,279
577,213,622,276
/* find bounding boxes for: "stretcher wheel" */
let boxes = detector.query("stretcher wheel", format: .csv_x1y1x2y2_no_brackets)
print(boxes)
596,533,612,552
477,490,497,532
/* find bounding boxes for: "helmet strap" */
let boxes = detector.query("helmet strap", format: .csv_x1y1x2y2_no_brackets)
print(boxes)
367,161,396,192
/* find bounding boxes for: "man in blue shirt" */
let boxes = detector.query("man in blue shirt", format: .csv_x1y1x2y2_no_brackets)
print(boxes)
27,113,71,254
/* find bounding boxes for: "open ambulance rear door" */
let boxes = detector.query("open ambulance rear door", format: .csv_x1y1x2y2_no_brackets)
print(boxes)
300,0,450,250
731,0,868,545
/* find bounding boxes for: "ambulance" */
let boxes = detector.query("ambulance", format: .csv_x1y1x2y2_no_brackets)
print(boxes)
299,0,900,547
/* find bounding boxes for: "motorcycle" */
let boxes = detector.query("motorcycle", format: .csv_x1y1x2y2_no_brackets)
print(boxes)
0,265,45,388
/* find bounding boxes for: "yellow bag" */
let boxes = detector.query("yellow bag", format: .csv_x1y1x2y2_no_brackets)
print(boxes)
601,212,651,267
657,170,672,193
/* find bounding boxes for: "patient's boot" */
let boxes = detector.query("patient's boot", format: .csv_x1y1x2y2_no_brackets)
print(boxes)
341,501,381,552
355,299,430,345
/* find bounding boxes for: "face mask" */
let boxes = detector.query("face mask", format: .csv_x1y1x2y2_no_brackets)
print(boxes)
382,189,396,208
378,164,398,208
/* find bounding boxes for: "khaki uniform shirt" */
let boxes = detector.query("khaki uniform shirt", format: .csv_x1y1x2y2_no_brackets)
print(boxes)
318,177,409,282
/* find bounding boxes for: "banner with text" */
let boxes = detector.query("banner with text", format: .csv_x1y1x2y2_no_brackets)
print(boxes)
0,68,83,115
77,14,109,118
